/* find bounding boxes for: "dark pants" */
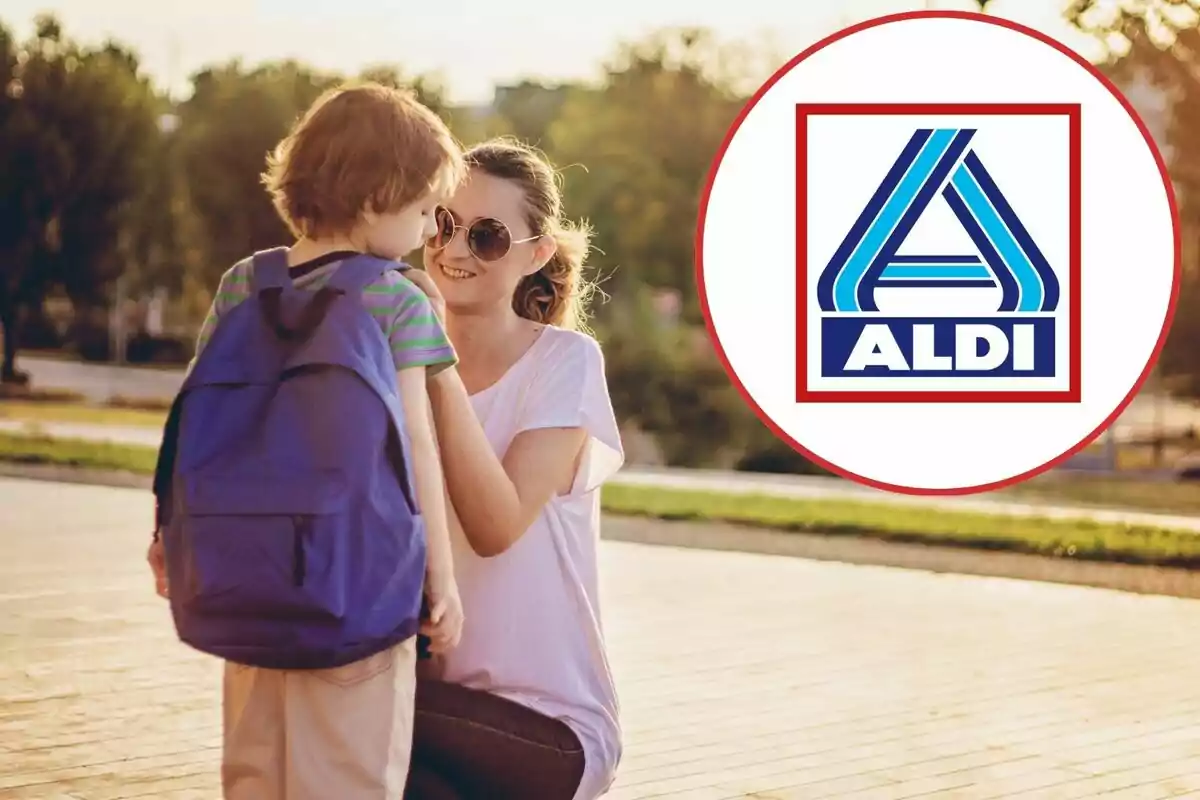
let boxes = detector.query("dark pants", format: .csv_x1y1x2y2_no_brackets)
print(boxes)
404,678,586,800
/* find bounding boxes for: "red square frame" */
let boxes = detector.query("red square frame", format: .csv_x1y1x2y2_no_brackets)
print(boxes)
794,103,1082,404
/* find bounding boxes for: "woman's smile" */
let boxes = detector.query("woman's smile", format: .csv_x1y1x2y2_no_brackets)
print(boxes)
439,263,477,280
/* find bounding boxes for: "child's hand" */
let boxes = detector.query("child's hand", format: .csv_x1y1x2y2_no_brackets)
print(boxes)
420,571,463,654
146,538,169,599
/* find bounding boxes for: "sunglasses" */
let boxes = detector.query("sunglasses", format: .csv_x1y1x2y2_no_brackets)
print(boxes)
428,206,541,262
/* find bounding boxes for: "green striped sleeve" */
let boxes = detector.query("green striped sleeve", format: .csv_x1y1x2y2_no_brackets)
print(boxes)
366,272,457,375
192,260,253,361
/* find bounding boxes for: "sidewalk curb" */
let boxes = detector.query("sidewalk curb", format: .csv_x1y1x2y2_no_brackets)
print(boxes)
6,462,1200,601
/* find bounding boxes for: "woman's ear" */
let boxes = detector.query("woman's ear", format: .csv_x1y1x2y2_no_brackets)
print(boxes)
522,235,558,277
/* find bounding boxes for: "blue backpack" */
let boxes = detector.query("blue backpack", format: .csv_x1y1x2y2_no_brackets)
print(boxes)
152,248,427,670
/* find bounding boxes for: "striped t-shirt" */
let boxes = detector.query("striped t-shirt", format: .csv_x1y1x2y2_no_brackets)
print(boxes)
194,250,457,374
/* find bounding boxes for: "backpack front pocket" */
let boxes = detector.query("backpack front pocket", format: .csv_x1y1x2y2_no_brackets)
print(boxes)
174,470,351,623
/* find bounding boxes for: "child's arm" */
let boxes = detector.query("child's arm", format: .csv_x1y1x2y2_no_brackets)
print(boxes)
397,365,462,652
376,270,461,649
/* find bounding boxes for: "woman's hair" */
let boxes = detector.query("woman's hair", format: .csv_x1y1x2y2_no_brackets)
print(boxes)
464,138,595,331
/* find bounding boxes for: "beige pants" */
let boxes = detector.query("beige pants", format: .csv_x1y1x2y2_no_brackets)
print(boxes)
221,637,417,800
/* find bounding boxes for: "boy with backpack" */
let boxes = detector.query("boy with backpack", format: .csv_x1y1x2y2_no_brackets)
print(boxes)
146,81,465,799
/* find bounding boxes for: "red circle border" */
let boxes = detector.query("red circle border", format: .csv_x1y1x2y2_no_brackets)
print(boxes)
693,9,1183,496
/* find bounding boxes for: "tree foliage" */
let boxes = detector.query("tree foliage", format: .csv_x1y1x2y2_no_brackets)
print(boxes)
39,16,1200,470
547,28,745,321
1067,1,1200,392
0,15,162,380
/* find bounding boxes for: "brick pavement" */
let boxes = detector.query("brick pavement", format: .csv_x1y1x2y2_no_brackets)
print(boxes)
5,477,1200,799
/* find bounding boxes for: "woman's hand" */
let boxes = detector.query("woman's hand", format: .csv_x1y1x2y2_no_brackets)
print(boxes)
404,267,446,323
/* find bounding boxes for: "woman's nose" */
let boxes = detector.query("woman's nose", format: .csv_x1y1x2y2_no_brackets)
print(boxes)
445,226,473,259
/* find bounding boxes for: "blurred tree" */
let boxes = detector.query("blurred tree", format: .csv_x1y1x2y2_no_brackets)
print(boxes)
601,308,827,471
545,27,825,469
596,289,763,467
358,64,452,116
550,27,829,470
1068,1,1200,248
50,43,165,305
121,117,205,298
173,60,335,286
175,60,460,290
1067,1,1200,393
489,80,573,148
547,28,747,322
1068,0,1200,184
734,422,831,476
0,15,162,381
0,15,836,470
0,20,33,380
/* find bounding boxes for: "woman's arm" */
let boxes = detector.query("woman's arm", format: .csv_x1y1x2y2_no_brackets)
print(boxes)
401,268,597,558
427,367,586,557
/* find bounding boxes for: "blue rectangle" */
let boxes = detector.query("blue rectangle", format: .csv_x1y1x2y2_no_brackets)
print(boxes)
821,317,1057,378
879,265,993,279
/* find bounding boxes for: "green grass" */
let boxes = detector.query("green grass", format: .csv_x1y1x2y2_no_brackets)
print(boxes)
3,430,1200,568
5,396,1200,519
107,395,174,413
602,483,1200,568
0,431,157,474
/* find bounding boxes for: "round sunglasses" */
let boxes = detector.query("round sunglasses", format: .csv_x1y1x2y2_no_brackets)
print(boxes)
428,206,541,262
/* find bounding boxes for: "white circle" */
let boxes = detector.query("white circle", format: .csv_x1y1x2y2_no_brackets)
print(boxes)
700,14,1176,492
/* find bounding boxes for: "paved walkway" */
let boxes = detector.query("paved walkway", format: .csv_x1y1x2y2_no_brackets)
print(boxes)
6,477,1200,799
19,356,185,404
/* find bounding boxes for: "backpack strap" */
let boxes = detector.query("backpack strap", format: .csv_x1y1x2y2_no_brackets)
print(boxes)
250,247,292,292
323,255,402,295
250,247,343,343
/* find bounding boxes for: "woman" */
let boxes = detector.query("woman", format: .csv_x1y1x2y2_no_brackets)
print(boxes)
404,138,625,800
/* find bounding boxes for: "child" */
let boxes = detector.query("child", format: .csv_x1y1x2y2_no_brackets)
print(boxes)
148,81,464,800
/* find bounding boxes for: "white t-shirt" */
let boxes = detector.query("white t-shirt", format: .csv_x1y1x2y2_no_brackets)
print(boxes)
432,325,625,800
